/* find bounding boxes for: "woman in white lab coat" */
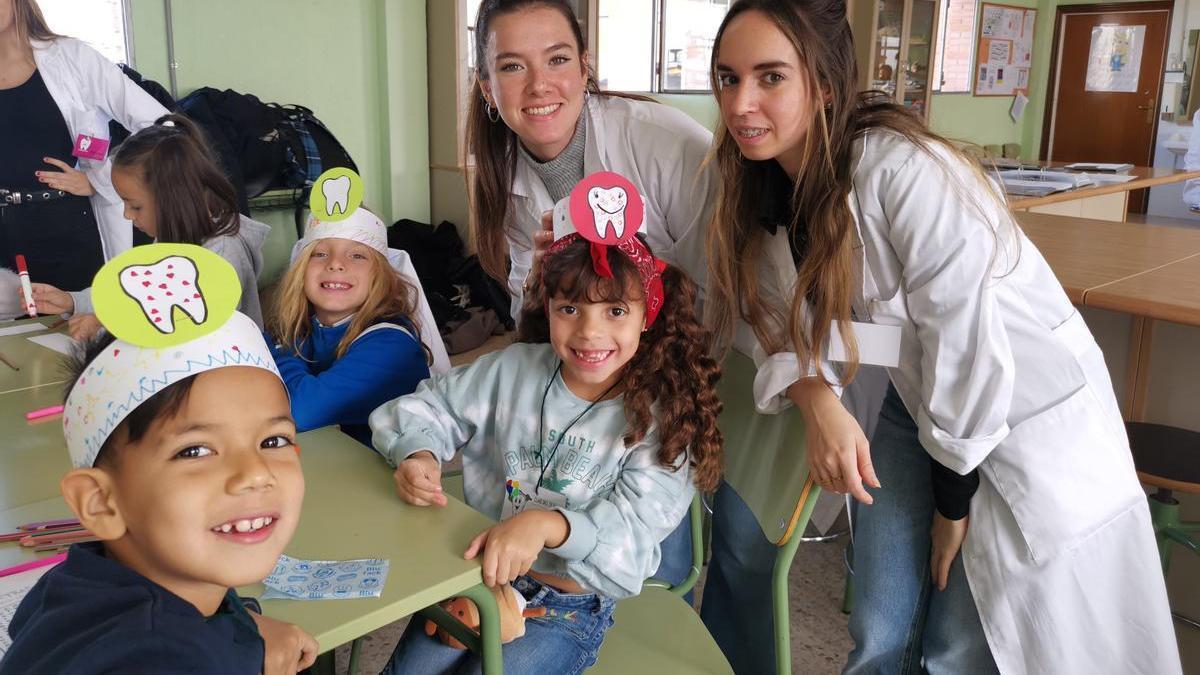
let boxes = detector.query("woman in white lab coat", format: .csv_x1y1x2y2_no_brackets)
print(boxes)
0,0,166,290
466,0,715,321
706,1,1181,673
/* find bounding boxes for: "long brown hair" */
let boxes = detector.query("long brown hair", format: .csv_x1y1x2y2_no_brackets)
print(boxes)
268,237,426,361
15,0,61,43
467,0,652,283
706,0,1010,384
113,113,241,246
517,237,723,492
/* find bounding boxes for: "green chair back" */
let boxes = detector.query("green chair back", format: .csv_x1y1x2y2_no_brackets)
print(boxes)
717,350,815,547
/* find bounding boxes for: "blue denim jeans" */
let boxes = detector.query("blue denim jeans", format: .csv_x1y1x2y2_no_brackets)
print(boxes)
654,515,695,604
382,575,616,675
700,481,778,674
844,385,997,675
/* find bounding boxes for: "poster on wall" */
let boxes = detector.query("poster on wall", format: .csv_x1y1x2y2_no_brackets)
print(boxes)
974,3,1037,96
1085,25,1146,92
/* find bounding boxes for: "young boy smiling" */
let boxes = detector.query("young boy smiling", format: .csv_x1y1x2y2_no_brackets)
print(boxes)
1,245,316,675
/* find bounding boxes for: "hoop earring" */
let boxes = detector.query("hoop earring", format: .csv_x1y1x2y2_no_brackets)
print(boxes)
484,100,500,123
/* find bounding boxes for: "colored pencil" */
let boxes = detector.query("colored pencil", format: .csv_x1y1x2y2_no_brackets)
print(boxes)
0,553,67,578
0,351,18,371
47,317,68,329
18,518,80,531
25,405,64,421
22,531,93,548
34,539,95,553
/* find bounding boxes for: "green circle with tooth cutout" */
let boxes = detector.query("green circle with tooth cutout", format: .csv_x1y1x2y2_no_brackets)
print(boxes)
309,168,365,223
92,243,242,349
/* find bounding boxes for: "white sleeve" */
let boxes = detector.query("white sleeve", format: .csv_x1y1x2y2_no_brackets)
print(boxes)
1184,110,1200,208
655,118,716,292
68,41,168,206
879,146,1014,473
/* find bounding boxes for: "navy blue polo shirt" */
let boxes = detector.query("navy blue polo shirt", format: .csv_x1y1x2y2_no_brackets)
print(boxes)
1,542,264,674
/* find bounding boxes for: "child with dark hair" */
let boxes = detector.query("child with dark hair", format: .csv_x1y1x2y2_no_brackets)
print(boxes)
370,188,723,672
26,112,269,337
1,245,313,675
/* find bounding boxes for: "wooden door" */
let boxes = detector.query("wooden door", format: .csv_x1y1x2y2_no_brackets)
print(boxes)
1041,2,1171,212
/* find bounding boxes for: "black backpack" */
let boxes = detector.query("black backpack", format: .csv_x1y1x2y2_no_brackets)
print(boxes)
177,87,357,225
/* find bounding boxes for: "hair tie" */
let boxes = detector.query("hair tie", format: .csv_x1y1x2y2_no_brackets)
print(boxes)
160,119,177,128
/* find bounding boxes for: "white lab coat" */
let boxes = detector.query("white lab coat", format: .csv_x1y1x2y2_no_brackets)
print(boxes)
753,132,1180,674
507,94,716,315
30,38,169,260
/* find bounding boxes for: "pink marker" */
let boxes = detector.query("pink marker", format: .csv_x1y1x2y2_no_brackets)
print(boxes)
15,254,36,317
26,405,64,421
0,552,66,579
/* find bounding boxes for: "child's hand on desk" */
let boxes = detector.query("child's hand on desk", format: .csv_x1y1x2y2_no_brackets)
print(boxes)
68,314,102,341
394,450,446,506
248,612,318,674
465,510,569,588
930,513,969,592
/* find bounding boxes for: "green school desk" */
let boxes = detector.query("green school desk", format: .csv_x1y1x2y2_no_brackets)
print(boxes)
0,427,504,674
0,317,72,395
0,384,73,510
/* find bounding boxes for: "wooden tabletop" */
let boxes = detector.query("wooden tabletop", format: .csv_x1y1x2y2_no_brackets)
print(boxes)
1007,166,1200,209
1086,253,1200,326
1016,212,1200,303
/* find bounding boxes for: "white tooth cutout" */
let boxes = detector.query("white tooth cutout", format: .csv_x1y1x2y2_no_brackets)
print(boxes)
586,186,628,239
321,175,352,216
117,255,206,334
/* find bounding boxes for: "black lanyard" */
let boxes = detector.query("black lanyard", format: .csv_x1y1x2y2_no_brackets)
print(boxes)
535,361,620,493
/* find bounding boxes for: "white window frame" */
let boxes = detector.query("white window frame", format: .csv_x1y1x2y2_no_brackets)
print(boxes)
596,0,730,95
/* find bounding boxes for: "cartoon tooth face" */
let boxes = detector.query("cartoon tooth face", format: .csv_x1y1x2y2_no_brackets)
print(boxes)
118,255,206,334
320,175,352,216
79,136,92,152
587,186,628,239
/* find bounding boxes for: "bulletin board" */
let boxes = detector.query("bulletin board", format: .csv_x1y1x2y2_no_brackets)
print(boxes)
973,2,1037,96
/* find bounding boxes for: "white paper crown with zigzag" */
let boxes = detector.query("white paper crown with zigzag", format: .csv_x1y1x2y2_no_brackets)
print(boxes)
63,243,280,468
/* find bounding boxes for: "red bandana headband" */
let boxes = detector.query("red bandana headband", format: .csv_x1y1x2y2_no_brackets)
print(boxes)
543,171,668,327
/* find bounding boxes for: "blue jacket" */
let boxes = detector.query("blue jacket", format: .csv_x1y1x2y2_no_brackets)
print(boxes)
269,315,430,447
1,542,263,674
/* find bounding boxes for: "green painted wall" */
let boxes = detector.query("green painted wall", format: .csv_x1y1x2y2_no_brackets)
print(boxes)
127,0,429,283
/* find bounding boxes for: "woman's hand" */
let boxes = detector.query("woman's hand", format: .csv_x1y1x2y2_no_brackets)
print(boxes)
524,211,556,293
789,378,879,504
249,612,319,675
464,510,569,588
26,283,74,315
68,314,103,342
930,513,969,591
37,158,94,197
393,450,447,507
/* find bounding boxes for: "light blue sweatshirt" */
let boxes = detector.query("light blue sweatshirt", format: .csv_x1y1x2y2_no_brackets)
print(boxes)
369,342,694,599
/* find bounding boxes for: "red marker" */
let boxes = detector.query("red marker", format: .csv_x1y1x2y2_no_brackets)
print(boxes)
15,254,36,317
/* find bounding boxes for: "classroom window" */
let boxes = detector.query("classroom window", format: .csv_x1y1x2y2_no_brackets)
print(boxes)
931,0,977,93
38,0,132,66
597,0,732,93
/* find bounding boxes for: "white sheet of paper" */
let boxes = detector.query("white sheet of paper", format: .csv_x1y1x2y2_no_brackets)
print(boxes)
0,324,46,338
1010,91,1029,122
0,564,56,657
27,333,76,356
828,322,902,368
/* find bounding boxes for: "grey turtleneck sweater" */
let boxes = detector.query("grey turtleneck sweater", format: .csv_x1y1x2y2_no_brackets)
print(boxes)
519,112,587,203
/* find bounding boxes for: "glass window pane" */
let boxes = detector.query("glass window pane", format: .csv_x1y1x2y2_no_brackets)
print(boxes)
598,0,654,91
661,0,731,92
932,0,977,93
38,0,129,65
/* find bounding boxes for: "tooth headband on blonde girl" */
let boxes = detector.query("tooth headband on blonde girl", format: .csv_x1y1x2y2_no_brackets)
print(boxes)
544,172,668,327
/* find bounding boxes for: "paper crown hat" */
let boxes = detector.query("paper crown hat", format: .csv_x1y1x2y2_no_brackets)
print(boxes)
295,168,387,255
545,171,668,327
63,243,280,468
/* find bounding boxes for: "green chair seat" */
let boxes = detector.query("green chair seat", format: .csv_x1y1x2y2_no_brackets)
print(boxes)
592,589,732,674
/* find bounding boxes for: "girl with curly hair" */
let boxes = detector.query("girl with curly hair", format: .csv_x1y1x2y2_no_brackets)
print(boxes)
371,225,722,674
